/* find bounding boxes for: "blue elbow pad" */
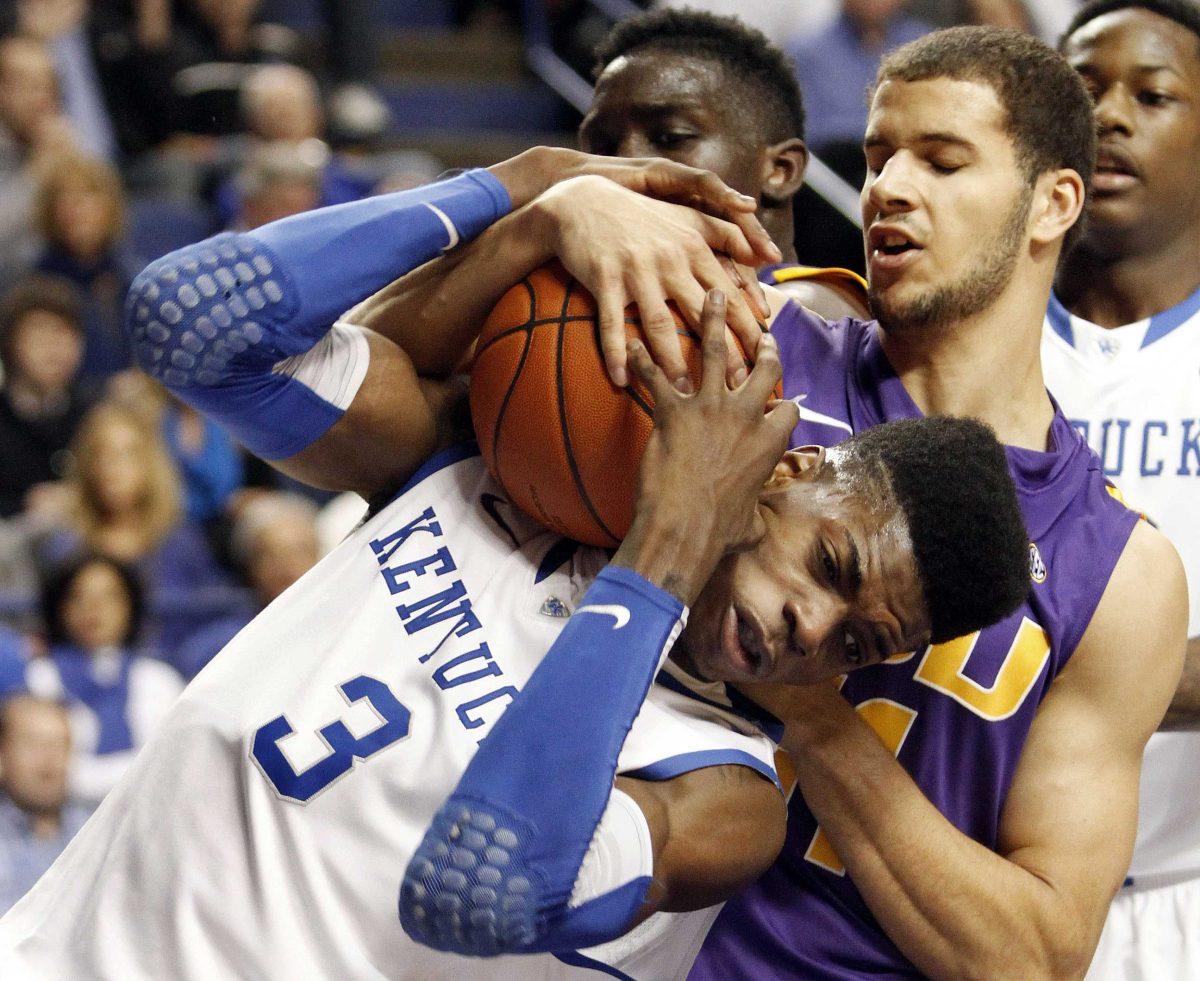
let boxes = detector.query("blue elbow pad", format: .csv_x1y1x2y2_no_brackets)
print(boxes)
125,170,510,459
400,566,686,956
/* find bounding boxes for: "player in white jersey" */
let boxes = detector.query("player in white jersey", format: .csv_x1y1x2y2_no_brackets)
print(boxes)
1047,3,1200,977
0,149,1032,978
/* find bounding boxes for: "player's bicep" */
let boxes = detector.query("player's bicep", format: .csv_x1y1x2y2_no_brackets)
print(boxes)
271,327,465,498
616,764,786,917
998,522,1187,941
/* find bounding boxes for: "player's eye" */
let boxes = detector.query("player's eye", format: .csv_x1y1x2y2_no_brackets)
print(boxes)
1138,91,1174,107
821,544,838,583
653,131,695,148
930,160,963,175
843,630,863,665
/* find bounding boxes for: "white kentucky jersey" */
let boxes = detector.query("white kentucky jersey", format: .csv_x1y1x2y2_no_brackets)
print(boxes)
0,445,779,980
1042,288,1200,882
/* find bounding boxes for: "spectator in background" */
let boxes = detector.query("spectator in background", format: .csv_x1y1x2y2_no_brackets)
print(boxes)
9,0,116,160
43,403,234,652
233,143,322,230
212,64,374,225
105,372,243,528
25,555,180,805
790,0,933,154
33,155,138,381
0,277,94,519
172,492,318,679
0,35,78,272
0,695,88,913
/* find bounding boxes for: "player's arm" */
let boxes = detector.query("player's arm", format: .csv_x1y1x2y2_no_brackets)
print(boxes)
399,293,799,956
1162,636,1200,729
125,149,778,499
614,766,785,914
751,521,1186,980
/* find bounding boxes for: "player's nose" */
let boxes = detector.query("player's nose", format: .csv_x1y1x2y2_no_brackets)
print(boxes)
782,594,843,661
1094,86,1135,137
617,131,654,158
866,153,918,217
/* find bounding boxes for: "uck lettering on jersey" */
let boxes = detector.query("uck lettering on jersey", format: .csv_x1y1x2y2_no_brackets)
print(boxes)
1070,417,1200,478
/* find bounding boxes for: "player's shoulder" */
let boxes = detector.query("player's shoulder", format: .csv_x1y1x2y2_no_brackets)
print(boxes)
762,264,870,322
1061,518,1186,724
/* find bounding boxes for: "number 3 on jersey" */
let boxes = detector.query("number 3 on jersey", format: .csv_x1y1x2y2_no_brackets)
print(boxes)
252,675,411,803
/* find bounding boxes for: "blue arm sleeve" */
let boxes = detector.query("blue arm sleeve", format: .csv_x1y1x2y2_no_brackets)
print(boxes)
125,170,511,459
399,566,686,956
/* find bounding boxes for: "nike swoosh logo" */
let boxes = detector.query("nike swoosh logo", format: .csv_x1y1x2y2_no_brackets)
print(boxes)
574,604,631,629
424,203,460,252
790,397,854,435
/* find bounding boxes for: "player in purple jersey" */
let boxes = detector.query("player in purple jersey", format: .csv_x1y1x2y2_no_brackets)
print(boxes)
689,26,1189,980
581,8,871,332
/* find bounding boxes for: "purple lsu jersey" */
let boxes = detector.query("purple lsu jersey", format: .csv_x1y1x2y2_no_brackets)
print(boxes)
691,304,1141,979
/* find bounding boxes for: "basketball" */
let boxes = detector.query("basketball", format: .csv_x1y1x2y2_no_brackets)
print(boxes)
469,261,772,548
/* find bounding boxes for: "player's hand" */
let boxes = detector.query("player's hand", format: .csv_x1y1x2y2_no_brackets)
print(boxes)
532,175,771,391
490,147,781,269
614,289,799,605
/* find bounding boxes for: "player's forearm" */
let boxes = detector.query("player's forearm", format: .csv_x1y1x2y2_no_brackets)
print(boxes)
350,202,556,379
1161,634,1200,729
784,691,1092,981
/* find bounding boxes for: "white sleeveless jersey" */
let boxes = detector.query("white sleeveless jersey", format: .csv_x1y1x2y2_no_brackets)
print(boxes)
0,446,778,980
1042,289,1200,881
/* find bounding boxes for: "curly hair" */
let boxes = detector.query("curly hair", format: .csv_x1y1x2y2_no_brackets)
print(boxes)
842,416,1030,644
592,8,805,143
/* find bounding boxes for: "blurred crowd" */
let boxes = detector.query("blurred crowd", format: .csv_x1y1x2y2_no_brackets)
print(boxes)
0,0,1085,917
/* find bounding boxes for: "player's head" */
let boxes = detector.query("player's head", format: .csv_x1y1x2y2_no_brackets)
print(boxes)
862,27,1093,335
1060,1,1200,258
681,416,1029,685
582,9,807,245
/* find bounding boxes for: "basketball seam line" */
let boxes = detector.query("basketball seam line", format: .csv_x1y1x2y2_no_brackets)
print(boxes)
489,277,539,506
557,280,619,546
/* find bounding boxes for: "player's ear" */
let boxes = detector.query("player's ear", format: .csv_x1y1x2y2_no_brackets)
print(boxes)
763,446,824,492
761,138,808,205
1030,167,1085,248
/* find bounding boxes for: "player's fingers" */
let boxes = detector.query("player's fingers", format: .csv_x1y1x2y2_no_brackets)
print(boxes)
690,212,762,268
646,160,758,216
740,266,771,322
626,337,675,407
629,268,691,393
742,331,784,406
765,396,801,439
723,290,766,378
698,289,729,396
594,272,630,388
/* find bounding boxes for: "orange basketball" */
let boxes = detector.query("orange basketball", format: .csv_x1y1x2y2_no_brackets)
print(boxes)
469,261,775,548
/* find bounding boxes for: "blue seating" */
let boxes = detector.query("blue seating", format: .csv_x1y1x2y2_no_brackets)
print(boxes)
128,198,220,265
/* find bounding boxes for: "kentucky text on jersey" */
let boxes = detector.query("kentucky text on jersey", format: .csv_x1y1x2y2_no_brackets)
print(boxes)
370,505,515,736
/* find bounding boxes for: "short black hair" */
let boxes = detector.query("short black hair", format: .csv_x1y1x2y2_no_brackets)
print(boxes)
842,416,1030,644
1063,0,1200,50
0,275,83,370
41,553,145,649
592,8,805,143
878,26,1097,253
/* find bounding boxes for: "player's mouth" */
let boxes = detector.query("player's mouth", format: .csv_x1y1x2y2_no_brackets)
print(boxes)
1093,144,1140,195
867,225,924,276
720,604,772,680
